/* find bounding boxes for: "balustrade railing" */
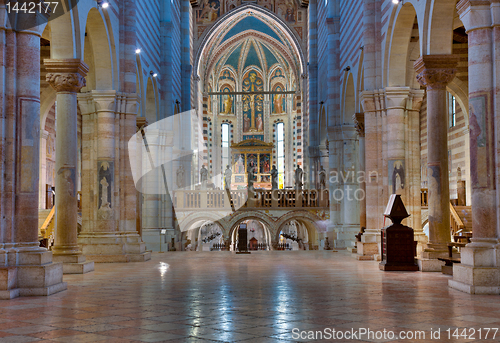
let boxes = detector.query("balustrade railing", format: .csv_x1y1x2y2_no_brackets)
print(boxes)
173,189,329,210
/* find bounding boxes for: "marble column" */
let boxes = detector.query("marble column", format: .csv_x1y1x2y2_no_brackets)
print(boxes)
450,0,499,294
0,23,66,298
353,113,366,232
44,60,94,274
415,55,459,264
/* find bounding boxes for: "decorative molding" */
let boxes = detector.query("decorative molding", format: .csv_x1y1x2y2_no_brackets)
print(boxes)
44,59,89,93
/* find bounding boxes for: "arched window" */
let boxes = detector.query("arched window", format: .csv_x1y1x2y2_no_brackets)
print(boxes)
276,122,285,188
222,123,230,173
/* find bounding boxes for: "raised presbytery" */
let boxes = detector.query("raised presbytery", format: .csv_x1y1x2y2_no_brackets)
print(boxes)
1,0,500,340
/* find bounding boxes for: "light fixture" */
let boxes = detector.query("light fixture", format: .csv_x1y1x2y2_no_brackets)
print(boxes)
97,0,109,8
150,71,158,78
135,48,141,54
392,0,400,4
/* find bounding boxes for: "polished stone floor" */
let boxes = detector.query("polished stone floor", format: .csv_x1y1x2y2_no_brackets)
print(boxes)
1,251,500,342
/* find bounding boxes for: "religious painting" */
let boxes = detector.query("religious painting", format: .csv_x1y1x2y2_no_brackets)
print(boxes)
247,154,258,172
260,154,271,173
235,175,245,183
225,0,240,12
272,85,286,114
261,175,270,183
388,160,405,195
276,0,296,23
234,154,245,174
197,0,221,24
98,161,113,210
219,85,234,115
242,71,264,139
469,94,492,188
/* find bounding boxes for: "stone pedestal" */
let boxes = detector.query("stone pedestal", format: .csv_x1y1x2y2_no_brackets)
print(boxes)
77,91,151,263
415,55,459,260
45,59,94,274
0,26,66,298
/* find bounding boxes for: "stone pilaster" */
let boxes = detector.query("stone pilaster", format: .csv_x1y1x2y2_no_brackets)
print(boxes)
415,55,459,268
450,0,500,294
78,91,151,263
45,59,94,274
0,21,66,298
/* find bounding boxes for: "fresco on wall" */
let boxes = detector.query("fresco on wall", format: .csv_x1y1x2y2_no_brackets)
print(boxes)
469,94,491,188
276,0,297,23
389,160,405,195
272,85,286,114
197,0,221,24
242,71,264,139
219,85,234,114
260,154,271,173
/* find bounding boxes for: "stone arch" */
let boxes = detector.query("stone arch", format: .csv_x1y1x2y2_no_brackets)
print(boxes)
224,211,277,238
194,4,306,79
424,0,457,55
275,210,326,242
386,2,420,87
81,8,114,91
145,77,158,124
343,73,356,124
178,212,226,235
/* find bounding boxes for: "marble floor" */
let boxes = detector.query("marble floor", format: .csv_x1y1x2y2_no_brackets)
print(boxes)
1,251,500,342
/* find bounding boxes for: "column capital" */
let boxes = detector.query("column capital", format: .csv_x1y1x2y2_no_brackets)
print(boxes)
137,117,148,131
414,55,459,90
44,59,89,93
385,87,411,109
457,0,493,31
91,90,117,112
353,113,365,137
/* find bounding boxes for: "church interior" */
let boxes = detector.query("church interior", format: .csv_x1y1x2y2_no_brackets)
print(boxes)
2,0,500,341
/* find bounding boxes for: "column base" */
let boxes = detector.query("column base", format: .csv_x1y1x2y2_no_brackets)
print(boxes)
448,242,500,294
78,231,152,263
417,258,445,272
334,225,359,249
0,248,67,300
52,254,95,274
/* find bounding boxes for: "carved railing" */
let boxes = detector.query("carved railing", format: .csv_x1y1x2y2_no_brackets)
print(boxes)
39,206,56,249
450,201,465,236
173,189,329,210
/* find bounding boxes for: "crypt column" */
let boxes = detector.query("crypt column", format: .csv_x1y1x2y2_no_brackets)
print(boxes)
415,55,459,261
44,59,94,274
450,0,499,294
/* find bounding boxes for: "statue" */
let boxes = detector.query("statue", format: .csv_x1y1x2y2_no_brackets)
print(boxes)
295,166,303,191
270,165,278,190
224,165,232,190
223,94,233,114
319,165,327,190
200,165,208,188
247,167,256,191
176,165,185,189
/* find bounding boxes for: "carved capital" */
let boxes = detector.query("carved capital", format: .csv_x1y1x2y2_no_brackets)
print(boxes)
353,113,365,137
44,59,89,93
414,55,459,90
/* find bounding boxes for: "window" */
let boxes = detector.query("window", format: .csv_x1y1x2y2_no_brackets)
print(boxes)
221,123,229,182
449,93,456,128
277,122,285,189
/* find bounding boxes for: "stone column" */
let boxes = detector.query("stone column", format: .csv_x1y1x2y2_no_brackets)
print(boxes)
338,125,359,248
353,113,366,237
450,0,499,294
415,55,459,265
78,91,151,262
0,22,66,298
44,60,94,274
